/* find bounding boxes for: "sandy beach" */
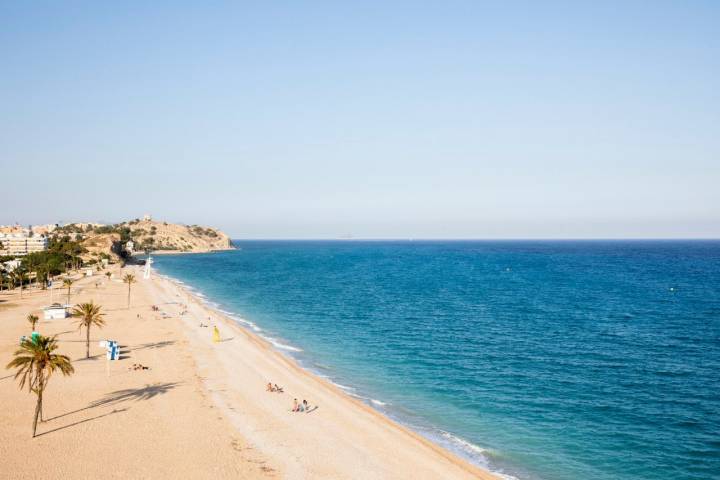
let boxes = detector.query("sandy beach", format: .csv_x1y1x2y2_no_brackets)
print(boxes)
0,266,497,479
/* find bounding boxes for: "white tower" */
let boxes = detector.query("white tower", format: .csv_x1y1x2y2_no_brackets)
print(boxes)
144,255,153,279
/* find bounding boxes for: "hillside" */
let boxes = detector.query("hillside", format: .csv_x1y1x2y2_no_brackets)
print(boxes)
71,219,234,259
81,232,121,262
124,219,234,254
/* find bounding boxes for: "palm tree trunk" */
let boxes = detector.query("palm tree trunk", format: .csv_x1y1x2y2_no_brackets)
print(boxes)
127,286,131,309
86,326,90,358
32,394,41,437
32,380,44,437
67,288,71,305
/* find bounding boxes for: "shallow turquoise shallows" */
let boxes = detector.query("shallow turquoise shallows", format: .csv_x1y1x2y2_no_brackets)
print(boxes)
152,241,720,480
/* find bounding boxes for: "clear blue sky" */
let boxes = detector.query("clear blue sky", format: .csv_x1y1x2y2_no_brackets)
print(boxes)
1,1,718,238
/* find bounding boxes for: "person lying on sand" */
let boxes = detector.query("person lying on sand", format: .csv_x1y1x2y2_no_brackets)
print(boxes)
129,363,150,371
274,384,284,393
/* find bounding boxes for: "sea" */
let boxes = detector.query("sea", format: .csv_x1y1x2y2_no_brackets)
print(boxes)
151,240,720,480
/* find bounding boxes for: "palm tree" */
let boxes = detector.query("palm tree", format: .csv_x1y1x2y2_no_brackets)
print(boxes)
12,270,28,299
36,265,49,290
123,274,136,309
27,314,39,331
62,278,74,305
6,335,74,437
71,302,105,359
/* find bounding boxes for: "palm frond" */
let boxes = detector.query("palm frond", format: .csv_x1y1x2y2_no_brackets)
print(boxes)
71,302,106,328
5,336,74,392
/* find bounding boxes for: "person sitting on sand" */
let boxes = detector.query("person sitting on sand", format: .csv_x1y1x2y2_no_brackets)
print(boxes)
292,398,298,412
274,384,283,393
303,399,309,412
266,382,274,392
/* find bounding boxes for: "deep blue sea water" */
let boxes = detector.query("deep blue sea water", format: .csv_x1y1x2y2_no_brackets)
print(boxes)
152,241,720,480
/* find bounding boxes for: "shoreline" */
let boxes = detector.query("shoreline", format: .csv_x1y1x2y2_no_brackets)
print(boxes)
149,269,501,479
0,267,499,479
157,271,509,477
144,247,236,256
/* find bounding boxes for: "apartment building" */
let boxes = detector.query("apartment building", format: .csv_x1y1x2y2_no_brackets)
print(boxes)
0,233,49,256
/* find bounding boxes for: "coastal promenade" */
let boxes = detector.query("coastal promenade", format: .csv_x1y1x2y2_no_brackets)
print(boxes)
0,267,495,479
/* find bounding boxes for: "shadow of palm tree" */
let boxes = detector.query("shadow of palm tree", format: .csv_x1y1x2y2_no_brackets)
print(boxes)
89,382,181,408
57,338,102,343
74,353,104,362
53,330,76,336
126,340,176,352
45,382,181,422
35,408,129,437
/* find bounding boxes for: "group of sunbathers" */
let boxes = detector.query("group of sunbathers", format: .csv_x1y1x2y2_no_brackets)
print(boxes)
129,363,150,371
292,398,310,413
265,382,313,412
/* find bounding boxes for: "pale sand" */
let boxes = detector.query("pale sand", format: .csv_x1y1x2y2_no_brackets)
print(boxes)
0,267,498,479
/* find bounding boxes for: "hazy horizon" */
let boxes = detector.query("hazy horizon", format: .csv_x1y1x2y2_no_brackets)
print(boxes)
2,2,718,239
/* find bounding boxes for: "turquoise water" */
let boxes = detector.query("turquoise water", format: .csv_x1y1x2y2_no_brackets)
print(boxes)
152,241,720,480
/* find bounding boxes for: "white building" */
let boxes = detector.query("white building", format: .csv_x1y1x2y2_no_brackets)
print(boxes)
43,303,68,320
0,233,48,256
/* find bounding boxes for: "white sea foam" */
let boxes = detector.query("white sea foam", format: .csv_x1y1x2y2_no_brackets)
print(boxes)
233,317,262,332
440,431,486,455
370,398,388,406
333,382,356,392
438,431,519,480
261,335,303,352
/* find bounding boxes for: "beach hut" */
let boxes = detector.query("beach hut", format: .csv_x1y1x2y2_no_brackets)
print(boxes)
43,303,68,320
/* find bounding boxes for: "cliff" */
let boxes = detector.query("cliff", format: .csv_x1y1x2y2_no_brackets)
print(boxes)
124,220,234,254
73,219,234,260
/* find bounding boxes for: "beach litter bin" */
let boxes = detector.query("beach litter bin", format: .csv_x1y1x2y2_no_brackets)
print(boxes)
31,332,40,343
